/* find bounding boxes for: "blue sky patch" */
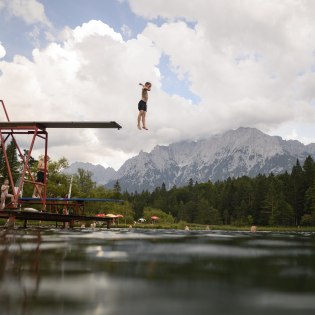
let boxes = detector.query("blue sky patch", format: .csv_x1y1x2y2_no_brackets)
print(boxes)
42,0,147,39
158,53,200,104
0,0,148,60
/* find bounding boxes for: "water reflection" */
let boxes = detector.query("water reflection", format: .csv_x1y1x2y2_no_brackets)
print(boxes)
0,228,315,315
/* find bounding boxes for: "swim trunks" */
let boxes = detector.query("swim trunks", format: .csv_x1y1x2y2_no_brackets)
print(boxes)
138,100,147,112
37,171,45,183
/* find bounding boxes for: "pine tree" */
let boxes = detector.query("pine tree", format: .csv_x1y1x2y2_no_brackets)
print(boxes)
2,139,20,183
303,156,315,189
304,181,315,215
252,174,268,224
114,180,121,194
188,178,194,189
269,196,295,226
291,159,305,225
208,207,223,225
261,176,282,225
195,198,211,224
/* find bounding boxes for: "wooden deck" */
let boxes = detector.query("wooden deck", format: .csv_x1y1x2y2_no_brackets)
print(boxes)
0,209,113,228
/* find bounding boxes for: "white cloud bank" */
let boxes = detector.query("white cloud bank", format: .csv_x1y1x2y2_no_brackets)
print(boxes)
0,0,51,26
0,20,175,168
1,0,315,169
128,0,315,136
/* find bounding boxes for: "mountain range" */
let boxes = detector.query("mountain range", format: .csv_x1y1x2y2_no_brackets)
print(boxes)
64,127,315,192
62,161,117,185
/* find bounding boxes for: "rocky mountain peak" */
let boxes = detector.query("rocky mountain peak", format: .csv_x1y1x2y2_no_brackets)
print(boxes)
107,127,315,192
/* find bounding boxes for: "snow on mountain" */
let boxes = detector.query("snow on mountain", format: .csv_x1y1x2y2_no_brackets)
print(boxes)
107,127,315,192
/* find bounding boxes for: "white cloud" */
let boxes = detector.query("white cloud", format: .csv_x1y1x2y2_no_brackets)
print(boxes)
0,42,6,58
0,0,51,27
72,20,123,43
2,1,315,170
128,0,315,140
0,20,179,169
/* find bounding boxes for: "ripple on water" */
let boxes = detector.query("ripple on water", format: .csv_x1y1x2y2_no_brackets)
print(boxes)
1,228,315,315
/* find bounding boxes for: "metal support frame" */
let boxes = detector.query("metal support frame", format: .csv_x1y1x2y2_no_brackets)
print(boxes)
0,99,122,224
0,100,48,210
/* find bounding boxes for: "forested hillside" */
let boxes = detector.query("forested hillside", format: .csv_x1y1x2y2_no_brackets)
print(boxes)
1,139,315,226
121,156,315,226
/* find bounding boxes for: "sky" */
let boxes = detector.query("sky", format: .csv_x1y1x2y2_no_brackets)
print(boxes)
0,0,315,170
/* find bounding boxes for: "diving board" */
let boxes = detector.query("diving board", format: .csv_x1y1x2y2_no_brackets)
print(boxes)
0,121,122,130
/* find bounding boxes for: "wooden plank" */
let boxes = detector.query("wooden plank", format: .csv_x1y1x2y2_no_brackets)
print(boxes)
0,210,113,223
0,121,122,129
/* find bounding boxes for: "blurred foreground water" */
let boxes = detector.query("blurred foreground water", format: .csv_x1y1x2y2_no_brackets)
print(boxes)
0,227,315,315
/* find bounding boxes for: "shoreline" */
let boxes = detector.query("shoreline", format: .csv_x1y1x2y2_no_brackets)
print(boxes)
1,219,315,232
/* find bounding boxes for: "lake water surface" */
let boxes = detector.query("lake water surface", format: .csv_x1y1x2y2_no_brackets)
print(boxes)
0,227,315,315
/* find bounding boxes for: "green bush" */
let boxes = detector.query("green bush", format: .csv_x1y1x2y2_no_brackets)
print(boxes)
300,214,315,226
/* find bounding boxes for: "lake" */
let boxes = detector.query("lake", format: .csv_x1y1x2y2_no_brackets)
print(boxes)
0,227,315,315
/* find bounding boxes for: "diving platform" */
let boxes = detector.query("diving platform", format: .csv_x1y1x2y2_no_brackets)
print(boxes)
0,121,122,130
19,197,124,202
0,209,114,229
0,197,124,228
0,99,124,226
18,197,124,216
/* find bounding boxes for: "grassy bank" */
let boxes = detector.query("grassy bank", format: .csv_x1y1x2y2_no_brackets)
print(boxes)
115,223,315,232
1,218,315,232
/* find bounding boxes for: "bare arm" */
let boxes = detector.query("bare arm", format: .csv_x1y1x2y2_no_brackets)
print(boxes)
139,83,148,89
37,160,45,171
1,185,8,192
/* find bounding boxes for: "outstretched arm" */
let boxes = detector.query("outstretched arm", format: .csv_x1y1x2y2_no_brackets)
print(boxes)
139,83,149,90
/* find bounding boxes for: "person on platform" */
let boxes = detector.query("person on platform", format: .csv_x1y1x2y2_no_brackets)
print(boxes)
32,155,49,198
137,82,151,130
1,179,15,209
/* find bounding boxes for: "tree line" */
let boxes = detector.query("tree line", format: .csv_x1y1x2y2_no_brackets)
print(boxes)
1,138,315,226
120,156,315,226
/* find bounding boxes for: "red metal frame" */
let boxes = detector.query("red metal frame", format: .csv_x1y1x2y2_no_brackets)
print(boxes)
0,100,48,209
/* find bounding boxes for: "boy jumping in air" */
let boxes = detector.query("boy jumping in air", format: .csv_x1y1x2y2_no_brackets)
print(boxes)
137,82,151,130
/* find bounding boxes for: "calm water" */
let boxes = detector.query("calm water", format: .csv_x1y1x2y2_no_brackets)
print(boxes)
0,227,315,315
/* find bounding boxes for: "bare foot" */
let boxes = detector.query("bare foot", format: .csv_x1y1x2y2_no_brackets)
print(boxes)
137,125,142,130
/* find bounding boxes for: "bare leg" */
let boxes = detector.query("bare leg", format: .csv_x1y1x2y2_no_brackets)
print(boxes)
32,184,42,198
142,111,148,130
32,185,38,198
1,196,5,210
137,111,142,130
37,186,42,198
11,196,16,208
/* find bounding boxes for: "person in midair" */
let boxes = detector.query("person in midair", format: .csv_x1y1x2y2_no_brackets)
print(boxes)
137,82,152,130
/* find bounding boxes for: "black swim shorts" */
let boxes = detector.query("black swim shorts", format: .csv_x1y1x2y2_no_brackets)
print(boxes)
37,171,45,183
138,100,147,112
